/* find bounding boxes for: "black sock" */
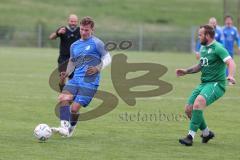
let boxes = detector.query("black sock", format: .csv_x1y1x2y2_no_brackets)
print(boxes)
70,112,80,126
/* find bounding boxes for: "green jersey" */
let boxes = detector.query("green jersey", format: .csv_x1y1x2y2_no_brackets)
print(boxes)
199,41,231,84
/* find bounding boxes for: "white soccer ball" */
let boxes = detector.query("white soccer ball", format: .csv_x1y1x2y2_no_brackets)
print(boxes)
34,124,52,141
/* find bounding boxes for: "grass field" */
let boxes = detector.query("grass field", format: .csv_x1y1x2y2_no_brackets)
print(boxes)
0,47,240,160
0,0,231,29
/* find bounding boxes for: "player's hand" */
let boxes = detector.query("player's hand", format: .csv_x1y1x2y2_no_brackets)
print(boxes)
227,76,236,85
176,69,187,77
57,27,66,35
86,66,99,75
60,72,67,80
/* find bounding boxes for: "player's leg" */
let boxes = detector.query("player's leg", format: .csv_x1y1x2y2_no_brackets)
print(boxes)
198,82,225,143
184,84,202,119
179,95,206,146
66,85,98,137
189,95,206,136
52,86,76,137
58,90,73,126
68,102,81,137
179,84,202,146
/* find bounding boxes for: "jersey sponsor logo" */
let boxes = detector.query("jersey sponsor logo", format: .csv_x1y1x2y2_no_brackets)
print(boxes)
207,48,212,54
200,57,208,66
85,45,91,51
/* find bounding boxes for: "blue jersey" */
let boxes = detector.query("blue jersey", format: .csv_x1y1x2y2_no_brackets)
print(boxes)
222,26,240,55
215,26,224,44
67,35,107,87
195,26,224,52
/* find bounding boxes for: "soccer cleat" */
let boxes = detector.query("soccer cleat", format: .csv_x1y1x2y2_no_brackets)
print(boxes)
179,135,193,146
58,127,70,137
51,127,70,137
51,121,71,137
201,131,215,143
51,121,77,137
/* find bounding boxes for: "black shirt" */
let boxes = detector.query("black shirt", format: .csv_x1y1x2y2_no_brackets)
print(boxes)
56,26,80,60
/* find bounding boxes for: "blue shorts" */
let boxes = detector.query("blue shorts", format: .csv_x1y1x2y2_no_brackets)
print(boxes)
63,84,98,107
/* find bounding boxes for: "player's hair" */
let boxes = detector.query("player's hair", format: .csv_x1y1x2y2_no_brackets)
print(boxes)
224,15,233,21
80,16,94,28
200,24,215,39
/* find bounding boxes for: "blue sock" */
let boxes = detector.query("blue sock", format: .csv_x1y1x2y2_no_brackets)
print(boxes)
59,106,70,121
70,112,80,126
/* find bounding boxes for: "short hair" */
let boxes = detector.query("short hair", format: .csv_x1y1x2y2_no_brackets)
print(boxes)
209,17,217,22
80,16,94,28
224,15,233,21
68,14,78,21
200,24,215,39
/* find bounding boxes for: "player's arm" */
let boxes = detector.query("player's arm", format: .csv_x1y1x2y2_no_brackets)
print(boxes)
49,32,58,40
66,58,75,76
217,45,236,84
49,27,66,40
60,58,75,80
87,52,111,75
87,39,112,75
96,52,111,71
225,58,236,84
176,63,201,77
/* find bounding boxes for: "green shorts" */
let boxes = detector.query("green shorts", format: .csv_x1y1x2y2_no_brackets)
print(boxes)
187,82,225,106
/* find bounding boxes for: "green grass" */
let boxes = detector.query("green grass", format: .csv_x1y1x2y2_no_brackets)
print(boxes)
0,47,240,160
1,0,238,30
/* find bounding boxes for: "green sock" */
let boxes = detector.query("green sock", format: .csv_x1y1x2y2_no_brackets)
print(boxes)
199,117,207,130
189,110,204,132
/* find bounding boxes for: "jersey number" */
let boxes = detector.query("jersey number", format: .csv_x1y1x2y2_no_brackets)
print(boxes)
200,57,208,66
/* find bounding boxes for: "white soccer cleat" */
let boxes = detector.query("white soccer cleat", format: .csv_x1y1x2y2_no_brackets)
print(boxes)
51,126,70,137
58,127,70,137
51,121,77,137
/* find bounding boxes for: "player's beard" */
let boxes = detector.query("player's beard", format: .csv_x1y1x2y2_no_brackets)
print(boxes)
200,36,208,46
69,25,77,30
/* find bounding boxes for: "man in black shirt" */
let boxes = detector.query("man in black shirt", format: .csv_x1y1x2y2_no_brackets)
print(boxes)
49,14,80,91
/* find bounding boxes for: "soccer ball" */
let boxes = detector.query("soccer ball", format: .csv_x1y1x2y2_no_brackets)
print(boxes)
34,124,52,141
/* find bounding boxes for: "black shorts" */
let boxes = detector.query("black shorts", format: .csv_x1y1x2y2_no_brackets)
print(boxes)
58,56,69,72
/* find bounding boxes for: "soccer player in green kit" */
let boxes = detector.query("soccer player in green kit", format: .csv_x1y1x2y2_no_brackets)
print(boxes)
176,24,236,146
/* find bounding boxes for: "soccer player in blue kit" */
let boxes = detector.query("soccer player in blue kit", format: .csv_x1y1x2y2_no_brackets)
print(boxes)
52,16,111,137
222,15,240,77
222,15,240,58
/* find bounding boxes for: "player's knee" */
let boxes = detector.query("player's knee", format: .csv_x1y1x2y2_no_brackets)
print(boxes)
71,103,81,113
193,96,206,110
58,93,73,103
